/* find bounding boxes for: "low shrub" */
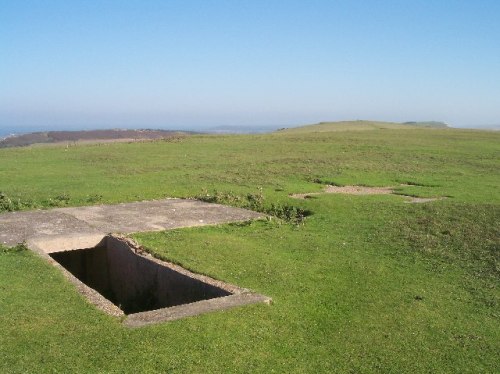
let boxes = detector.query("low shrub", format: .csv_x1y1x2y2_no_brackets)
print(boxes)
196,188,311,225
0,192,36,212
0,243,28,253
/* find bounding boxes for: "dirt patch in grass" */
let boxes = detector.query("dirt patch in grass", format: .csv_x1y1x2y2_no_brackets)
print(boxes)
324,185,394,195
290,185,393,199
290,185,446,203
404,197,446,204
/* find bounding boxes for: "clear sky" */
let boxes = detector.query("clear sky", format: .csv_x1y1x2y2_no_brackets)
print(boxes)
1,0,499,131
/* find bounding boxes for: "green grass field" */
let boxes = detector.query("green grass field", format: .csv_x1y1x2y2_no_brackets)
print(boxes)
1,121,499,373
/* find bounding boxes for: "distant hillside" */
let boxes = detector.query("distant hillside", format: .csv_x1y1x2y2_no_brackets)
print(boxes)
0,129,192,148
402,121,448,128
276,120,449,133
206,125,282,134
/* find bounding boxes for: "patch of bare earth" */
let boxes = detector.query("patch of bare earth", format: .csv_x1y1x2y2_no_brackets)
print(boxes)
324,185,394,195
290,185,393,199
404,197,445,203
290,185,446,203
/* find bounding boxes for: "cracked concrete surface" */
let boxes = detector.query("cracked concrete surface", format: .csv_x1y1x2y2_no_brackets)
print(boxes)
0,199,264,247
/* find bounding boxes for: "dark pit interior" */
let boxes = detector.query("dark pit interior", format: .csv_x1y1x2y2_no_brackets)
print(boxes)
50,238,231,314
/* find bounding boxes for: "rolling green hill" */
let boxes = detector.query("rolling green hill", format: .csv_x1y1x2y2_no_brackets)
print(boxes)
0,123,498,373
277,120,449,133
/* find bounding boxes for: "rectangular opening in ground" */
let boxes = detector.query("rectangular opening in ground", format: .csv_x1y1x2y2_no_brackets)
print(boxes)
49,238,232,314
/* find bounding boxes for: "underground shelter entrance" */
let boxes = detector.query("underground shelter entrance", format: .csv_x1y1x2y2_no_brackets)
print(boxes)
44,235,270,326
50,240,230,314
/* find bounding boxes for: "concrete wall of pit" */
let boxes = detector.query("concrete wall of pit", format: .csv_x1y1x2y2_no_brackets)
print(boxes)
50,237,231,314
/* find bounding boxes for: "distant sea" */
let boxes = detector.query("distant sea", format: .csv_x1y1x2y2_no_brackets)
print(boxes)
0,127,31,139
0,126,67,139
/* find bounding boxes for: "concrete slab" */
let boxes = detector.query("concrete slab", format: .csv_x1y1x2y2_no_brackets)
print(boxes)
54,199,263,234
27,233,107,254
0,199,264,247
0,210,101,247
2,205,270,326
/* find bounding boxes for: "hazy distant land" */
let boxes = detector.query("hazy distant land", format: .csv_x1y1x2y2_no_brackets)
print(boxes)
0,129,194,148
0,121,457,148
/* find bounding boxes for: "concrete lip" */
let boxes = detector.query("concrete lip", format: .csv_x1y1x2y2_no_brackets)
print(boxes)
0,210,101,247
28,234,271,327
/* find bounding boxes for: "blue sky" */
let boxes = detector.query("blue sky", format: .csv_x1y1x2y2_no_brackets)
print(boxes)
1,0,499,131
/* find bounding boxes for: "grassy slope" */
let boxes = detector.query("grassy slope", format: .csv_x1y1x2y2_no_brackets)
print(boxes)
0,122,499,373
0,123,498,205
278,120,415,132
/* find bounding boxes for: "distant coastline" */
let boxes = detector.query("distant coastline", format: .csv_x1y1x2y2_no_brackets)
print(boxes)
1,121,498,144
0,124,285,140
0,129,195,148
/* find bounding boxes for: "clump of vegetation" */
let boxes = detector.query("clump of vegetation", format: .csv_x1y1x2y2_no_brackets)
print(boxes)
0,192,36,212
196,188,310,225
46,193,71,207
0,243,28,253
266,203,311,225
0,191,78,211
197,189,247,206
310,177,343,186
85,194,103,203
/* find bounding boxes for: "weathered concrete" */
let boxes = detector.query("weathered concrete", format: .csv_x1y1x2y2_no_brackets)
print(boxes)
0,199,264,247
50,236,232,314
0,210,101,246
26,233,107,253
37,235,271,326
28,235,124,317
1,200,269,325
124,292,272,328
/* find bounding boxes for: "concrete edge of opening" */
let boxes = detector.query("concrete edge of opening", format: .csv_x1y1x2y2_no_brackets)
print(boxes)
27,234,125,317
124,292,272,328
27,233,107,254
112,235,272,327
26,233,272,326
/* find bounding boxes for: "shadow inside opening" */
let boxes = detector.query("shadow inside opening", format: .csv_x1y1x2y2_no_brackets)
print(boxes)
49,240,231,314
